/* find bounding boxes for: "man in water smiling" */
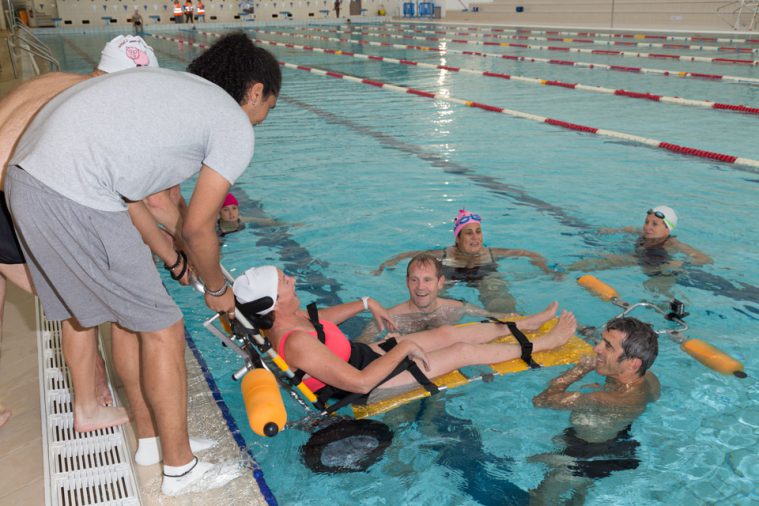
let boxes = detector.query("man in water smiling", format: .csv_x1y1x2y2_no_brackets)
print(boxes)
531,317,660,504
359,253,516,342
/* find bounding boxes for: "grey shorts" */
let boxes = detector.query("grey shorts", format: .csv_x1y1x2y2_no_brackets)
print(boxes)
5,166,182,331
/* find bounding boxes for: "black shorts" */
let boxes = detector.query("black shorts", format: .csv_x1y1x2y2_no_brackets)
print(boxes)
0,191,25,264
561,426,640,479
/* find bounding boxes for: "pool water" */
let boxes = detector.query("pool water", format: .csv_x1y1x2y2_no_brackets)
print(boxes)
41,22,759,505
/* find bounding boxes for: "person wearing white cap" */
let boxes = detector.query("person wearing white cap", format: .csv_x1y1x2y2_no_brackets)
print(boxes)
570,205,712,286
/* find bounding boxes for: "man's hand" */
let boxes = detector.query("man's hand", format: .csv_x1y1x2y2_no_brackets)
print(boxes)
204,289,235,318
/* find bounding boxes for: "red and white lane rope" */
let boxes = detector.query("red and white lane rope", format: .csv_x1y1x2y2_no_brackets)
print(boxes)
316,26,759,66
151,33,759,171
387,22,759,45
216,30,759,116
342,24,759,54
243,27,759,85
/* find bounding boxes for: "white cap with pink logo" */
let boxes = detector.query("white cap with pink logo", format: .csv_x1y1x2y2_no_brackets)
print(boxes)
97,35,159,73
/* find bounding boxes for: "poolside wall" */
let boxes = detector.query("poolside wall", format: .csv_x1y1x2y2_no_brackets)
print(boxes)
9,0,757,30
444,0,758,31
19,0,388,27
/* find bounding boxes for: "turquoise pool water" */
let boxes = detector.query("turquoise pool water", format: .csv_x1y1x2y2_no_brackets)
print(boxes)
41,22,758,505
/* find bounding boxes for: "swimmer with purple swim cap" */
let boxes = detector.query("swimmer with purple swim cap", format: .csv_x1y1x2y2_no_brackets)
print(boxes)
374,208,559,314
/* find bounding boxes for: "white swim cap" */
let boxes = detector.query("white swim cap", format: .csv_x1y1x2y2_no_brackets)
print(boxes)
649,205,678,231
233,266,278,315
97,35,159,73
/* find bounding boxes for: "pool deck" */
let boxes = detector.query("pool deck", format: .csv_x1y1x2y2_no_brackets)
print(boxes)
0,282,269,505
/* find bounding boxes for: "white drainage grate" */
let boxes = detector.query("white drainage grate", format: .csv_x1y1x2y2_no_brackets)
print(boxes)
36,299,141,506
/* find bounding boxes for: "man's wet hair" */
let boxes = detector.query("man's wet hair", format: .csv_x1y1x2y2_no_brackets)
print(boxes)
187,32,281,104
607,317,658,376
407,253,443,279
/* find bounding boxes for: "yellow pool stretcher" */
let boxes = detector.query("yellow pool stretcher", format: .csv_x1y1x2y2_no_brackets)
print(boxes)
352,319,592,418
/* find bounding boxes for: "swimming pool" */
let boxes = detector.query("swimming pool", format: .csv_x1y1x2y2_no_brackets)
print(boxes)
41,22,758,505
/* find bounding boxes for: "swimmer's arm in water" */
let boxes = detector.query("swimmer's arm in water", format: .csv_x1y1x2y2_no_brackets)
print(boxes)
127,200,192,285
373,250,436,275
668,238,713,266
491,248,558,276
285,331,428,394
598,226,638,235
319,297,398,332
240,216,295,228
566,254,637,273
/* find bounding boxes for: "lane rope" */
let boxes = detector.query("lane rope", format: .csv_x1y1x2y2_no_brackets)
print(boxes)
244,25,759,85
387,21,759,45
150,32,759,172
351,23,759,54
308,25,759,66
234,28,759,115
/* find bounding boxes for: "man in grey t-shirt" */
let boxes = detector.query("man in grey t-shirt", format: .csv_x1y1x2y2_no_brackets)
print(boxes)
5,32,280,496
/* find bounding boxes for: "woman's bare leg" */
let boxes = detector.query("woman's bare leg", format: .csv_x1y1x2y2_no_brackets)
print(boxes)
387,301,559,353
379,311,577,390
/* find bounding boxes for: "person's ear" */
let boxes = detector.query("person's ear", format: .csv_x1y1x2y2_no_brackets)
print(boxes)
625,357,643,375
246,82,265,106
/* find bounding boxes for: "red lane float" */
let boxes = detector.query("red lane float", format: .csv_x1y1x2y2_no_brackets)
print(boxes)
297,25,759,66
386,21,759,45
236,28,759,114
159,32,759,169
340,26,759,53
267,26,759,85
335,24,759,55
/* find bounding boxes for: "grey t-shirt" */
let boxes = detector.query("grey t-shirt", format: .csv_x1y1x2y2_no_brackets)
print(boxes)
11,67,254,211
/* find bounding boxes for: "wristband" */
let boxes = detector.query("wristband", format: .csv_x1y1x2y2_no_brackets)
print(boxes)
163,250,182,271
204,282,228,297
361,296,370,311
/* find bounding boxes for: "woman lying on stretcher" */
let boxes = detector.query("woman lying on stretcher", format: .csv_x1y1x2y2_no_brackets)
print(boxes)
233,266,577,405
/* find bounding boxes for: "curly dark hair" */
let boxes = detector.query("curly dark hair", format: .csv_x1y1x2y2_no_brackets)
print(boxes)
187,32,281,104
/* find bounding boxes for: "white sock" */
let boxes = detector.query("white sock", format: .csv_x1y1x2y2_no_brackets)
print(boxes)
161,459,240,496
134,436,160,466
135,436,217,466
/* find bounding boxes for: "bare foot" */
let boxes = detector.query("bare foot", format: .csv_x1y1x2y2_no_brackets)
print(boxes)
0,409,11,428
74,405,129,432
534,311,576,352
519,301,559,331
95,355,113,406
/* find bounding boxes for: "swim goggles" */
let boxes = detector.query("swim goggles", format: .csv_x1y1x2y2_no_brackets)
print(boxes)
647,209,675,231
454,213,481,228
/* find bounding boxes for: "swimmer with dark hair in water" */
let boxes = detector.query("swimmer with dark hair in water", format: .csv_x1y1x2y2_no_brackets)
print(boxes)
531,317,660,505
569,206,712,296
374,209,560,314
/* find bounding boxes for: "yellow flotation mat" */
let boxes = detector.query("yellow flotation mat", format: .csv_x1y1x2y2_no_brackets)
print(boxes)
351,318,593,419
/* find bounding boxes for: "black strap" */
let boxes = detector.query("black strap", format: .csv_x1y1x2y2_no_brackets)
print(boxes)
324,338,439,414
306,303,327,345
291,303,328,386
504,321,541,369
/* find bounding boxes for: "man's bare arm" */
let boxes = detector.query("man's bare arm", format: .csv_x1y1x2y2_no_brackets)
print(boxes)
533,356,598,410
